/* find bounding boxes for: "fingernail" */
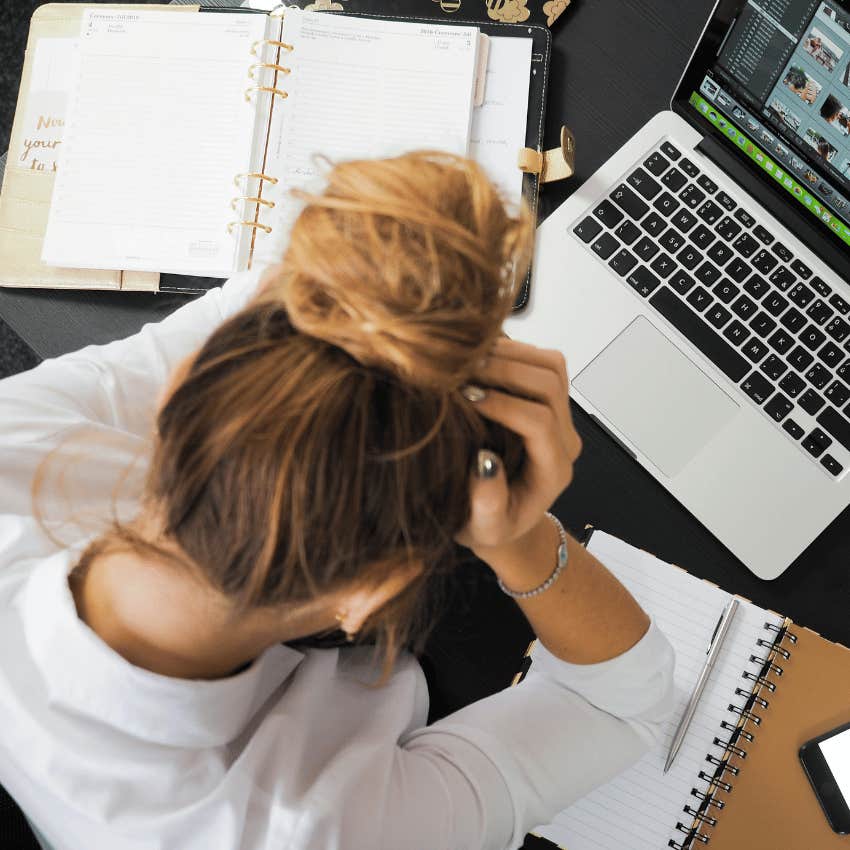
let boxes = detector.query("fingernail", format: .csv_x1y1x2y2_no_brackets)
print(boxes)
462,384,487,403
476,449,500,478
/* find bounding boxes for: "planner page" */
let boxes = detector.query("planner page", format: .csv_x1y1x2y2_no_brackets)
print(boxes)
42,9,268,277
531,531,784,850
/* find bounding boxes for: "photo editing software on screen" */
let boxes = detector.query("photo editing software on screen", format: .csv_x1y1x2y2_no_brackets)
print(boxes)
692,1,850,247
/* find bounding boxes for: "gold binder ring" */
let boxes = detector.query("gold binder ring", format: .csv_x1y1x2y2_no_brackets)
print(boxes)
250,39,294,56
248,62,292,79
227,220,273,235
230,196,276,210
233,172,279,188
245,85,288,103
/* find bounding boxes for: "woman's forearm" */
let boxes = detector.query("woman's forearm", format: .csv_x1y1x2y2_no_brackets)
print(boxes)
473,517,650,664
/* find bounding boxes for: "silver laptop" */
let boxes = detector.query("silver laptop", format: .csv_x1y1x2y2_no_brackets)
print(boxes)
507,0,850,579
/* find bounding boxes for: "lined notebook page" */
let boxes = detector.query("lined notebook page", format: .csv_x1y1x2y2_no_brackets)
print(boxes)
43,10,267,277
532,532,784,850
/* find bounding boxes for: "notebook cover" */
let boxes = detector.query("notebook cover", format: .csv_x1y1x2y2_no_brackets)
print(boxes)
0,4,198,293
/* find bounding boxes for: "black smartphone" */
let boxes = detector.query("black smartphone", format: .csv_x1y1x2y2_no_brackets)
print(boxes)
799,719,850,835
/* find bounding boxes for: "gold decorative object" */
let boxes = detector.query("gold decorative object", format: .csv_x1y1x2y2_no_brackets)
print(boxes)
485,0,531,23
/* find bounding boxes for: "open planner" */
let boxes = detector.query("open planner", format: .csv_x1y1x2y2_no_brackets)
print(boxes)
522,530,850,850
0,3,565,299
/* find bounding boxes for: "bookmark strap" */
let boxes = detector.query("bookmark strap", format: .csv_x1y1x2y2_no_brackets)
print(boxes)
518,125,576,183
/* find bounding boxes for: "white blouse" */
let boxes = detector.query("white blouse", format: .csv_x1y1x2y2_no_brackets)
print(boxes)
0,268,675,850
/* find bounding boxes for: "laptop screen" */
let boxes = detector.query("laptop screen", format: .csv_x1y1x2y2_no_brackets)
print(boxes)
675,0,850,252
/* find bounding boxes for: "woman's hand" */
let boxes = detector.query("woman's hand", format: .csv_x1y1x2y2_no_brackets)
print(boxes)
455,338,582,561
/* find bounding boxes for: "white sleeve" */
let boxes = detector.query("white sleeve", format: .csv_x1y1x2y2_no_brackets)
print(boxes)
0,269,263,521
331,620,675,850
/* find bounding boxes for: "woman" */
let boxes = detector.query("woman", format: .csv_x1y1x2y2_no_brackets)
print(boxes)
0,152,674,850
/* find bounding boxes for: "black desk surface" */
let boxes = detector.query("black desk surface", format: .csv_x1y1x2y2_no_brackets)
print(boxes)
2,0,848,647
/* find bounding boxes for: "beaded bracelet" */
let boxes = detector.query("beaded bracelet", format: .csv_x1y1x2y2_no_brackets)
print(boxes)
497,512,569,599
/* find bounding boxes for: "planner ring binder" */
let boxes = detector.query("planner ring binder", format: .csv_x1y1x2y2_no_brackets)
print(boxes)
234,173,280,188
250,39,294,56
227,220,273,234
669,618,798,850
248,62,291,79
231,196,276,210
245,85,289,102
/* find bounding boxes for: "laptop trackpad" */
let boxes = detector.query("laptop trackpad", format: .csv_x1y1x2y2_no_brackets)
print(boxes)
573,316,739,478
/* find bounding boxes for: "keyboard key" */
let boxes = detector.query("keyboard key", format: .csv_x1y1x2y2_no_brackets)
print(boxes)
752,225,774,245
825,380,850,408
838,360,850,386
826,316,850,343
819,341,844,368
642,212,667,237
659,229,686,253
749,311,777,338
695,261,721,286
671,209,698,233
772,242,793,263
644,151,670,176
650,287,750,381
690,224,715,249
788,345,814,371
741,371,774,404
628,167,662,199
765,392,793,422
716,191,736,211
800,325,827,351
609,248,638,276
669,271,696,295
761,354,788,380
763,292,789,317
653,191,680,216
661,141,681,160
734,208,756,227
626,266,662,297
783,418,805,439
744,275,769,300
799,388,826,414
686,286,712,312
678,245,702,270
752,250,779,274
591,233,619,259
780,372,806,397
615,221,642,246
611,184,650,219
707,242,734,266
731,294,757,320
697,174,718,194
574,217,602,243
733,233,759,257
821,454,843,476
680,184,706,209
742,338,769,363
768,329,794,355
593,199,624,227
679,158,699,177
650,252,676,278
724,319,750,346
662,168,687,192
806,299,832,325
716,216,742,241
803,428,832,457
780,307,806,333
791,259,812,279
713,279,739,304
634,236,659,261
789,283,814,308
725,258,751,283
707,304,733,329
816,407,850,453
768,266,796,291
810,276,831,298
829,293,849,314
697,200,722,224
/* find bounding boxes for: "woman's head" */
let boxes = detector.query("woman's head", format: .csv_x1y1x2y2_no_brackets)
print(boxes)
146,152,533,667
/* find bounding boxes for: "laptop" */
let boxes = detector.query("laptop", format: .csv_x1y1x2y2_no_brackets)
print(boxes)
506,0,850,579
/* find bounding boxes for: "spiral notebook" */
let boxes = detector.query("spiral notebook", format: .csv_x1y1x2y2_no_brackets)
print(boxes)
521,530,850,850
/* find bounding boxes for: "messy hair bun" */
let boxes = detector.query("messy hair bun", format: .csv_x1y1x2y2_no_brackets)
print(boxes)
271,151,533,390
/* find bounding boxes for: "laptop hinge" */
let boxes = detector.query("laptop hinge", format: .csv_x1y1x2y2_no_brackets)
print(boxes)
695,133,850,284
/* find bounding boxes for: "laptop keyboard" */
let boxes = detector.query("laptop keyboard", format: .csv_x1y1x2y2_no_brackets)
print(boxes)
572,140,850,478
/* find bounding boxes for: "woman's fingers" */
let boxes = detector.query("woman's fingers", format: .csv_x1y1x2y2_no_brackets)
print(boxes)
488,338,569,392
455,450,515,549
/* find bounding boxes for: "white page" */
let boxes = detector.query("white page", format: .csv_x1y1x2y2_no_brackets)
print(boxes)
43,9,268,277
252,10,479,264
532,531,784,849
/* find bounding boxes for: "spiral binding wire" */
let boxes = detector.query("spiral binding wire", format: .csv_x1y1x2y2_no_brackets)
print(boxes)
667,617,797,850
